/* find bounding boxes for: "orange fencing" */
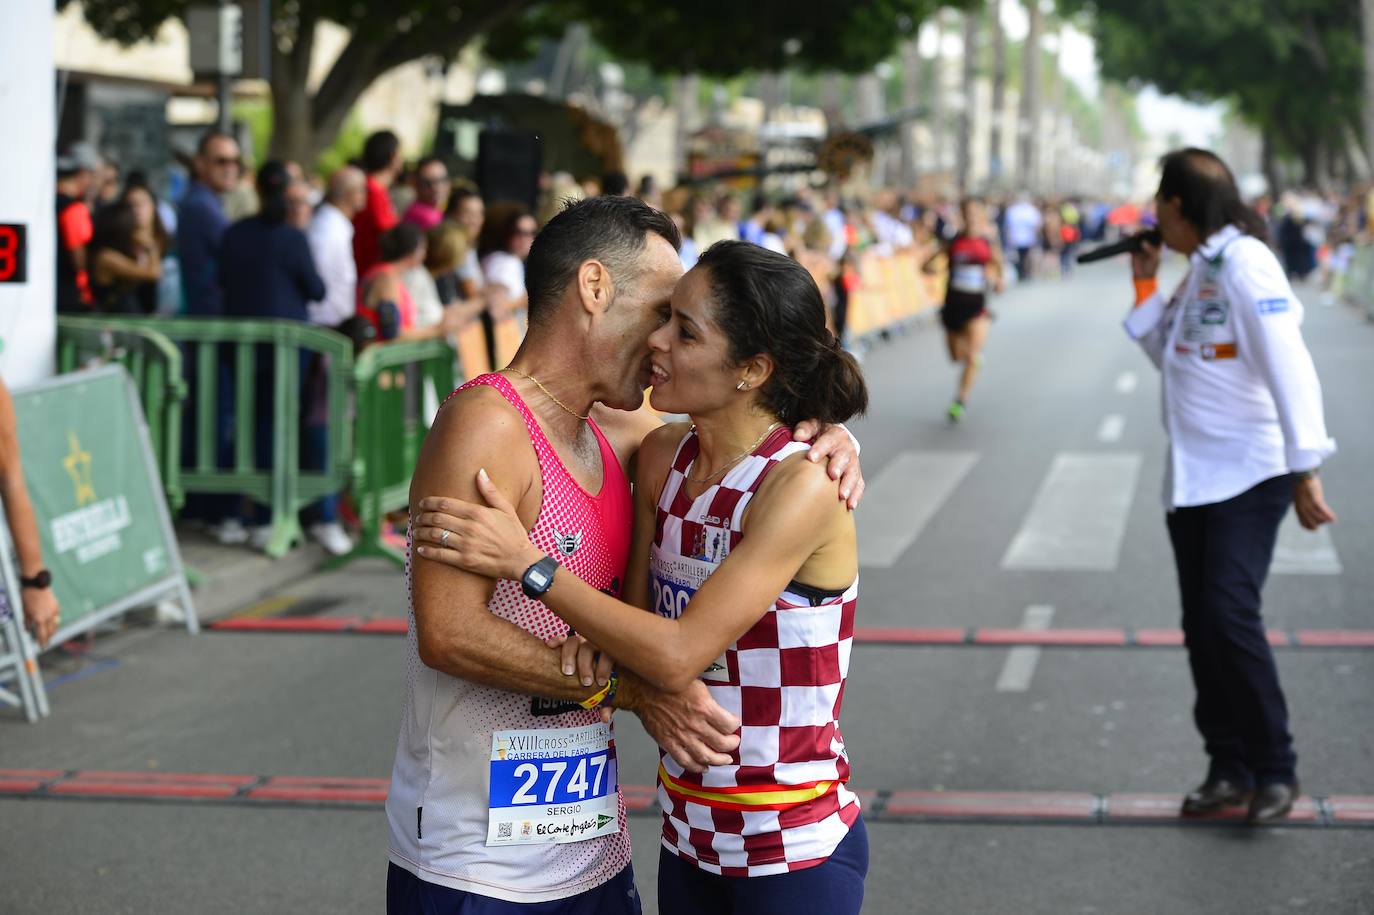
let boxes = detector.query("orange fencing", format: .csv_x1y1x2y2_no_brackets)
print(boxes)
452,251,942,379
452,315,525,378
454,322,491,377
845,249,945,338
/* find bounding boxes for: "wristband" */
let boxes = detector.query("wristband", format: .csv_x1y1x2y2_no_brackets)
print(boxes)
1133,277,1158,305
578,669,619,710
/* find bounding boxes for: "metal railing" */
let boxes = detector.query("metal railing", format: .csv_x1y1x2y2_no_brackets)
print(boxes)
56,316,188,510
60,316,354,558
334,336,457,568
57,317,465,564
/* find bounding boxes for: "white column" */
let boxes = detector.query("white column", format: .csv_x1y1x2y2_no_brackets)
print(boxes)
0,2,56,386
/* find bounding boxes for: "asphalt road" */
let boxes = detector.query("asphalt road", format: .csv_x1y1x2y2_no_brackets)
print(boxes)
4,258,1373,914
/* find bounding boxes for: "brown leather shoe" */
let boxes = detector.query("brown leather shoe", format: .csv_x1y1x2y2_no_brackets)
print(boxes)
1247,782,1299,823
1181,778,1253,817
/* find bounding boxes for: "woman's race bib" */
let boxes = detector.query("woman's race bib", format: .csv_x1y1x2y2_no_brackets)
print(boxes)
649,545,731,683
950,264,987,294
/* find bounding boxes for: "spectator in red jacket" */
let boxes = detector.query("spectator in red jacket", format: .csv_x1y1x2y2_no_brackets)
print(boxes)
352,130,403,275
55,143,101,312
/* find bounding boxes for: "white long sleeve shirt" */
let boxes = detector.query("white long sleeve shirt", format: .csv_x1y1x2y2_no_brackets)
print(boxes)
306,203,357,326
1124,224,1336,509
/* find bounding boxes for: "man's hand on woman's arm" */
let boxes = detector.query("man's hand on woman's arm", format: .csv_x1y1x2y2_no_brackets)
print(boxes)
793,420,865,510
614,673,741,774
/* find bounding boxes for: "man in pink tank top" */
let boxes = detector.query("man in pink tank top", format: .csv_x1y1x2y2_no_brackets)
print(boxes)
388,196,865,913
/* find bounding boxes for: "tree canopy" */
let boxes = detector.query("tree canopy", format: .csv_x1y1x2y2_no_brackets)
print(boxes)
66,0,964,164
1060,0,1364,183
512,0,947,76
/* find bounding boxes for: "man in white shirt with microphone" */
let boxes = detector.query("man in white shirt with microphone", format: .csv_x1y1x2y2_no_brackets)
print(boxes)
1124,148,1337,823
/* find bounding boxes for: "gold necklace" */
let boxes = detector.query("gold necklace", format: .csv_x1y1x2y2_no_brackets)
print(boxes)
686,422,782,485
504,368,590,421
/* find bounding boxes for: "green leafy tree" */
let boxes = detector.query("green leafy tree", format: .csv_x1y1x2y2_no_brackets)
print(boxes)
67,0,541,164
485,1,956,77
67,0,957,165
1060,0,1364,186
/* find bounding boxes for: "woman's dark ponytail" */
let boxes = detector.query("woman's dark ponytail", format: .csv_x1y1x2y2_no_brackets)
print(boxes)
813,333,869,424
697,240,868,426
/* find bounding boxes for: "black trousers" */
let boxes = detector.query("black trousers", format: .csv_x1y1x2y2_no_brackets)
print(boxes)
1166,473,1298,786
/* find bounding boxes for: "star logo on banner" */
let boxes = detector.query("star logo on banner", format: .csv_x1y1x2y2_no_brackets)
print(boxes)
63,430,97,506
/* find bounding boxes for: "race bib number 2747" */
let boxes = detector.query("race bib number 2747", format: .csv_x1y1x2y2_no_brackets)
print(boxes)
486,723,620,846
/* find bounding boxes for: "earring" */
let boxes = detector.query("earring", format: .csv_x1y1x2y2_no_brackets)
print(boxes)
736,380,748,391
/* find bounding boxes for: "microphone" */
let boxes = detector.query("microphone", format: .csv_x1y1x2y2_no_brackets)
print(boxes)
1076,229,1162,264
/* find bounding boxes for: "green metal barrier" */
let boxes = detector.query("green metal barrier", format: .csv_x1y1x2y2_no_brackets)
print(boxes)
56,318,458,566
61,317,354,558
56,316,188,511
334,337,458,568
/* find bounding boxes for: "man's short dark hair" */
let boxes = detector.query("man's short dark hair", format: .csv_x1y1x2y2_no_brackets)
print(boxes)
525,196,681,327
362,130,401,174
197,129,235,156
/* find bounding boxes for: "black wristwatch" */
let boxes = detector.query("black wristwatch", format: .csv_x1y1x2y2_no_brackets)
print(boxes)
520,556,559,600
20,569,52,590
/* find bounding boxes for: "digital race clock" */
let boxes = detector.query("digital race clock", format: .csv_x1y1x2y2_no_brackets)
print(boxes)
0,223,26,283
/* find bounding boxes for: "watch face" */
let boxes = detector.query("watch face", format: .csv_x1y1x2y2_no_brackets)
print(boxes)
25,570,52,588
529,570,549,588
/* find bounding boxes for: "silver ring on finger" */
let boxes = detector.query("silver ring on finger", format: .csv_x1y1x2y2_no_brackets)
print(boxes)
439,529,452,546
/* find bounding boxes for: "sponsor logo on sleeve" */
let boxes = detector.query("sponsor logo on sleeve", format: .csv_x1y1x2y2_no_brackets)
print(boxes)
1256,297,1289,315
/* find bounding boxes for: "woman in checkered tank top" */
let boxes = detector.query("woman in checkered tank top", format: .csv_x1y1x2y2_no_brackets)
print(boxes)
423,241,870,914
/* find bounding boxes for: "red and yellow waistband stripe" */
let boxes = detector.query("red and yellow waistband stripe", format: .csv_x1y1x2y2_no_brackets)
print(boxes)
658,764,842,812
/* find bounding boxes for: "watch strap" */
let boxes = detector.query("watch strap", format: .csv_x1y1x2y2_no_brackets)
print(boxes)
20,569,52,590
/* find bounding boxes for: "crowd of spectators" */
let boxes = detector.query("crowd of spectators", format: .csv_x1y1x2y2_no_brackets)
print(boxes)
54,126,1369,558
52,130,515,556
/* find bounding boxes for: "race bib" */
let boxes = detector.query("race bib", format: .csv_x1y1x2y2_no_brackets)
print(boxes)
950,264,987,294
486,723,619,846
650,546,731,683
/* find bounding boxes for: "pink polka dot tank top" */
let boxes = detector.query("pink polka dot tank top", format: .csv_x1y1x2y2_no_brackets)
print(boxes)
386,372,634,903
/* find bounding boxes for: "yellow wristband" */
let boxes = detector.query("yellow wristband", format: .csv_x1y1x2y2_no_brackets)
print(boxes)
579,677,614,710
1133,277,1159,305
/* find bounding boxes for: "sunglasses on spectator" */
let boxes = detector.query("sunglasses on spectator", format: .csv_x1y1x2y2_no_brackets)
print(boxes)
419,174,450,186
211,156,242,167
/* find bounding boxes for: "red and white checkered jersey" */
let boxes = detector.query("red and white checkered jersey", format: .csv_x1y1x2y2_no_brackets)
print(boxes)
649,425,861,877
387,373,634,902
